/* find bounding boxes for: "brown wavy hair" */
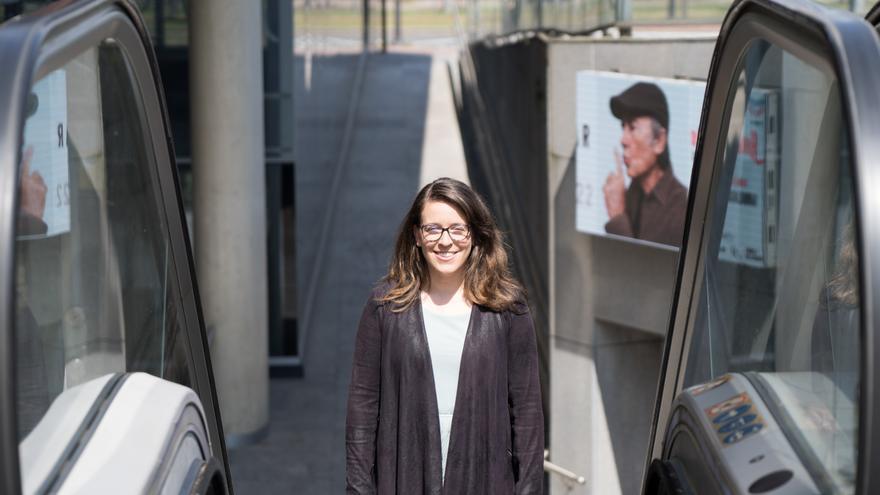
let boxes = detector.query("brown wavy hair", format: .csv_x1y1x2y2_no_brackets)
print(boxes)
379,177,523,312
828,222,859,307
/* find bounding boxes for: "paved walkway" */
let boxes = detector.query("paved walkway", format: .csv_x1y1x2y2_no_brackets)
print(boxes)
227,44,467,493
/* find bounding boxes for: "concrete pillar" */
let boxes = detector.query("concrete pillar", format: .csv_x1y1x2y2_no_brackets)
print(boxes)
189,0,268,442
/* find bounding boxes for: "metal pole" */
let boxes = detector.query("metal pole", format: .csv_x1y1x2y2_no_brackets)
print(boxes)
363,0,370,49
394,0,401,42
381,0,387,53
536,0,542,29
616,0,632,23
471,0,479,38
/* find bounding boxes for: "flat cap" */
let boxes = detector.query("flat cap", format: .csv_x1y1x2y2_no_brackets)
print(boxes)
610,82,669,130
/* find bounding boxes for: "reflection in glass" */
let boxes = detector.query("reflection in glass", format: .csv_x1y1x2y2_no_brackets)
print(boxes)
14,39,195,455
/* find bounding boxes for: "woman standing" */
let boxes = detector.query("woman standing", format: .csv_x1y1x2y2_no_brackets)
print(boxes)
346,178,544,494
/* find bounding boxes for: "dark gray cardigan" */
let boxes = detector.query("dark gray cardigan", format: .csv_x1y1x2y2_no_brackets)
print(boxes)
346,286,544,494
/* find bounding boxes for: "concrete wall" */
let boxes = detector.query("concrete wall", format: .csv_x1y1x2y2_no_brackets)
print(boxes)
545,37,715,494
457,37,552,421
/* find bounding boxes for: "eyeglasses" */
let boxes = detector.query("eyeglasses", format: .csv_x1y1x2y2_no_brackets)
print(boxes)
419,223,470,242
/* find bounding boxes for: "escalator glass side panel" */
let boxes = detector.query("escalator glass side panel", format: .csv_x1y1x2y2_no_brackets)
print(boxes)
643,0,880,493
0,2,231,491
14,36,198,439
679,35,859,493
12,31,205,479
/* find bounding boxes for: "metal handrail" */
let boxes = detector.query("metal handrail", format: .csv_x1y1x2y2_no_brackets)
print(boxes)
543,450,587,485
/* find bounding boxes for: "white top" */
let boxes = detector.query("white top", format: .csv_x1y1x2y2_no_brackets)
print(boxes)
422,304,471,480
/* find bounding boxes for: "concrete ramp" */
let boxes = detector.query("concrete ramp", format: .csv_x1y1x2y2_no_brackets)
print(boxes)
228,46,468,493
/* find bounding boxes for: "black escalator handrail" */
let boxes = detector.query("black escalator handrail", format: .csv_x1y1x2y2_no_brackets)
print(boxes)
644,458,692,495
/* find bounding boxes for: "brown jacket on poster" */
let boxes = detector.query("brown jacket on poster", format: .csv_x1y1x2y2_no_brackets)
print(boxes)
605,168,688,247
345,284,544,494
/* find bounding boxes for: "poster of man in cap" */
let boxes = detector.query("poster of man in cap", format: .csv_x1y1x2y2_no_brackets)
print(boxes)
575,71,705,248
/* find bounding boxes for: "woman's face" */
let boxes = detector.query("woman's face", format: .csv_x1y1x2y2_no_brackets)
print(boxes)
416,200,473,282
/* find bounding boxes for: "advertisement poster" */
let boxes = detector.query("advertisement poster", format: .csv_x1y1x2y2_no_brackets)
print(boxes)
575,71,705,248
717,89,779,268
22,69,70,238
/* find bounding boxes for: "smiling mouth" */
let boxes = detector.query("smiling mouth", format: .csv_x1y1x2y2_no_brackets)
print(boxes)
434,251,458,261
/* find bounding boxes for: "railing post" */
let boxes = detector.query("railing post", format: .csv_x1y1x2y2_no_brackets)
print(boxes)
363,0,370,49
537,0,543,28
617,0,632,23
470,0,479,39
381,0,387,52
394,0,401,41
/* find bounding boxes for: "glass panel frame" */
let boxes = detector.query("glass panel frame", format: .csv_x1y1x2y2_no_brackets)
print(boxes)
680,39,859,491
645,0,880,493
0,2,229,492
